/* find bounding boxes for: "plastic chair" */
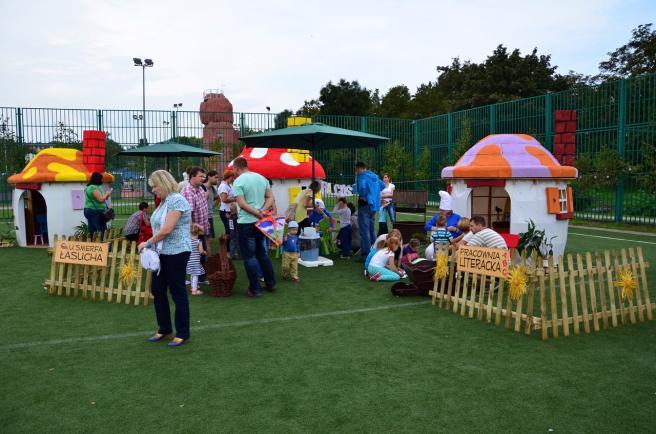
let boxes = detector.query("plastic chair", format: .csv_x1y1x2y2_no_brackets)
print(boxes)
34,214,48,245
318,219,337,256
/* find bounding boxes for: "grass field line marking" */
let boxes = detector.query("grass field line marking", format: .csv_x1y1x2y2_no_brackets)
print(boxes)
569,232,656,245
570,225,656,237
0,301,430,352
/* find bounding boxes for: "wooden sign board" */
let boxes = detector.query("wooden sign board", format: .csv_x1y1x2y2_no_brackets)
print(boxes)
457,245,510,278
54,240,109,267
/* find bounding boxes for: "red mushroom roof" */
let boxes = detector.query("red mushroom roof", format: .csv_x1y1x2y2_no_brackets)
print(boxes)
228,147,326,179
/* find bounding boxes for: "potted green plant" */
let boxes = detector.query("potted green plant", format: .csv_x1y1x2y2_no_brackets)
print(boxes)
517,220,556,266
73,221,89,240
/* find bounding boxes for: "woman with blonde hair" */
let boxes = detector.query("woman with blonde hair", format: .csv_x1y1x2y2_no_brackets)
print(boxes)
138,170,192,347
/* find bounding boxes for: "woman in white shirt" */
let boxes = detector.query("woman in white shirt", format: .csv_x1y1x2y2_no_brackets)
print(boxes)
378,173,395,236
367,236,405,281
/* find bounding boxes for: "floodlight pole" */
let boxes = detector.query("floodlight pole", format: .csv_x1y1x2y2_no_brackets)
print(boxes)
142,66,146,144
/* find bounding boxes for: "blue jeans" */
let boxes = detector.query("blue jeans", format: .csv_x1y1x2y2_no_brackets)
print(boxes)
84,208,107,236
379,202,395,223
367,265,401,281
338,225,352,257
219,210,231,252
237,223,275,294
358,204,376,259
151,251,191,339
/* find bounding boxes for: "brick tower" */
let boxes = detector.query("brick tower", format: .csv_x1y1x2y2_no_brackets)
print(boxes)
199,91,240,172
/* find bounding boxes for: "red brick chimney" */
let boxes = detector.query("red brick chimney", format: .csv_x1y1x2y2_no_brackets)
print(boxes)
553,110,577,166
82,130,107,173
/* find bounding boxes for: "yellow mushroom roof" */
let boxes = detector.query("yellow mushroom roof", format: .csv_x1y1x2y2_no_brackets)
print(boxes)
7,148,114,184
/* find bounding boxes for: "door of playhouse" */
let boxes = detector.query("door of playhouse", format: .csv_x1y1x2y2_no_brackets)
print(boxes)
470,186,511,233
23,190,35,243
23,190,47,245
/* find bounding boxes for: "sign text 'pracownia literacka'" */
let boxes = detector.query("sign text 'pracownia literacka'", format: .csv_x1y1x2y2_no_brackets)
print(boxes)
54,240,109,267
457,245,510,279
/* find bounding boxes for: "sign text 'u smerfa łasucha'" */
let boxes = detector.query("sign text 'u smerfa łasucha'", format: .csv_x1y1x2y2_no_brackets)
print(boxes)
54,240,108,267
457,245,510,278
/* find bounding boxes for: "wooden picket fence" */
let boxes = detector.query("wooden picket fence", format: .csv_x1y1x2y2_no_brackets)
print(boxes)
429,247,653,340
44,232,153,306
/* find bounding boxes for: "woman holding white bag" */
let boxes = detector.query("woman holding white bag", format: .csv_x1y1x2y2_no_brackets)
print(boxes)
138,170,192,347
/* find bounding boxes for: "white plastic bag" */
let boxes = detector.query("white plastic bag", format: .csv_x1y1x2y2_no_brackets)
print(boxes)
139,200,167,273
140,248,160,272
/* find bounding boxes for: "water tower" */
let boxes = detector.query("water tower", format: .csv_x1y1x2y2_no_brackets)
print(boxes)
199,90,241,171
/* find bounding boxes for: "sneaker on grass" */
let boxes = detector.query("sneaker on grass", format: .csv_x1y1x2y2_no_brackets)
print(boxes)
369,272,382,281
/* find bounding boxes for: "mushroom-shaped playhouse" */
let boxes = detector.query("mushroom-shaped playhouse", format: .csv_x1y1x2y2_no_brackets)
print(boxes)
7,130,114,247
441,134,578,259
228,146,326,209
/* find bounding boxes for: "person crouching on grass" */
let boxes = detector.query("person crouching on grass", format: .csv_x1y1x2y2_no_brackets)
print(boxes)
281,221,301,282
187,223,207,295
367,236,406,281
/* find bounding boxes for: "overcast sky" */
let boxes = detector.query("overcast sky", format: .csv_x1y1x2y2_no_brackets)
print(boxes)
1,0,652,114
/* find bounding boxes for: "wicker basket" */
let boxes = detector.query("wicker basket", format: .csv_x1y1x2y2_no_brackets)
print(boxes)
207,235,237,297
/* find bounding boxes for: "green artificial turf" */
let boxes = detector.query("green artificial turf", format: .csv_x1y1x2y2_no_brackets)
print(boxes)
0,226,655,433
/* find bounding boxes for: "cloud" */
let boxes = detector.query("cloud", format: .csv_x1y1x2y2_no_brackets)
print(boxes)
0,0,651,113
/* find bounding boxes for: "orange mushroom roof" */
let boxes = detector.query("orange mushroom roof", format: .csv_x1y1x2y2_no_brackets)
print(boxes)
441,134,577,179
7,148,114,184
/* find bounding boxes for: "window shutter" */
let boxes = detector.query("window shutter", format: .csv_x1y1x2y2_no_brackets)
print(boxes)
566,187,574,213
546,187,560,214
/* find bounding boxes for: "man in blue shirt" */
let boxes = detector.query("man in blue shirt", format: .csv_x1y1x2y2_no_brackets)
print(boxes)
355,162,385,261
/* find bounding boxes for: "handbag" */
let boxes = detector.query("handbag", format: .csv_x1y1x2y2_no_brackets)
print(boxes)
102,206,115,223
85,187,114,222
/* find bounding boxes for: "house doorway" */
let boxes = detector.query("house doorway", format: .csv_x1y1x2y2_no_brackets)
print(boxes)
23,189,47,245
470,186,511,233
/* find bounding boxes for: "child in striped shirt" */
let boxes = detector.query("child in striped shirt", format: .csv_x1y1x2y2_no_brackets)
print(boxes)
431,216,453,251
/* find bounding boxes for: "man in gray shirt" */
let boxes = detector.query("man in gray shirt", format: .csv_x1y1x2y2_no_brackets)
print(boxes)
466,215,508,249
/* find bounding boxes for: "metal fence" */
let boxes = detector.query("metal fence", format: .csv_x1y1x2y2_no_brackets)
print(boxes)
1,73,654,223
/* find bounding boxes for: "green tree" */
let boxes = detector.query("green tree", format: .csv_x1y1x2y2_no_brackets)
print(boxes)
105,136,123,159
416,146,432,180
379,85,412,118
318,79,373,116
594,147,628,187
450,117,473,164
637,140,656,191
380,140,404,180
0,117,28,174
51,121,80,144
274,109,293,128
432,45,572,112
296,99,321,117
598,23,656,79
409,82,449,118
